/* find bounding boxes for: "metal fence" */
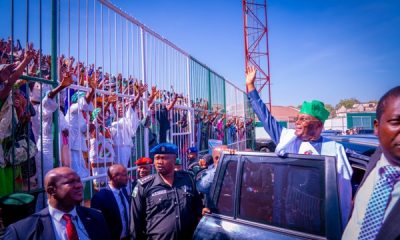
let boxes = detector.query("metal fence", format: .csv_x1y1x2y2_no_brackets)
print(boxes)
0,0,256,202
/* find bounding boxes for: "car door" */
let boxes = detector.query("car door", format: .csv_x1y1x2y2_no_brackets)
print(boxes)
193,152,342,240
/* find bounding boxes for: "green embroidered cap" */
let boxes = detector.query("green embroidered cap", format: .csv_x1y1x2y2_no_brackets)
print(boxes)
299,100,330,123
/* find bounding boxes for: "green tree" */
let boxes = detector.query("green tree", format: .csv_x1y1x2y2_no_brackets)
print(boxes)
335,98,360,110
325,103,336,118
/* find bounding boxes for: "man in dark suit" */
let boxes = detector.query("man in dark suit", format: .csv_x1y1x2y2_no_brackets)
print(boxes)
343,86,400,240
91,164,130,240
3,167,110,240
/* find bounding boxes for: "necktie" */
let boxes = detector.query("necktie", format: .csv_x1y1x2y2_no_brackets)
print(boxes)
62,214,79,240
358,165,400,240
119,190,130,237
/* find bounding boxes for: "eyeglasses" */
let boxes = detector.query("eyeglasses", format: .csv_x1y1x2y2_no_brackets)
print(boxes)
294,116,319,124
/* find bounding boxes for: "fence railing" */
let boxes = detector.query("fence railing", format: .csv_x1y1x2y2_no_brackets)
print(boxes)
0,0,256,201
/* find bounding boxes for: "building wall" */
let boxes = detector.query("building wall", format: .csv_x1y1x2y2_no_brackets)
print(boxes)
254,121,288,140
324,117,347,132
347,112,376,130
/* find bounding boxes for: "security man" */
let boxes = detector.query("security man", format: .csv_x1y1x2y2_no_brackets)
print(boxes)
130,143,203,240
187,146,198,165
135,157,153,179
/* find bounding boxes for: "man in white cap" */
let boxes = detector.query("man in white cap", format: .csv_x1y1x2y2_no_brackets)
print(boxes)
65,78,95,178
110,83,147,168
33,72,73,209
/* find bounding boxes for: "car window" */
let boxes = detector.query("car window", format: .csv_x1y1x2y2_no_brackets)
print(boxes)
215,157,238,216
238,155,325,236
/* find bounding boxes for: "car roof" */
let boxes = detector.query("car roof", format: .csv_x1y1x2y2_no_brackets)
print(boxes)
325,134,379,147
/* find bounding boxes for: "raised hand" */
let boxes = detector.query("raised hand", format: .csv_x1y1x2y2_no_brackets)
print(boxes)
60,71,74,87
89,74,97,89
46,55,52,67
69,56,75,69
107,94,117,103
138,83,148,95
24,42,36,61
151,86,157,94
59,54,65,66
245,65,257,92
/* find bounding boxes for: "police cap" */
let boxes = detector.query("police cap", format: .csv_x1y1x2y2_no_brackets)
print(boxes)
150,143,178,157
135,157,152,166
187,146,198,154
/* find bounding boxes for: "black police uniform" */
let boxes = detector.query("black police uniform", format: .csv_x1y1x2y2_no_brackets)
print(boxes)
130,171,202,240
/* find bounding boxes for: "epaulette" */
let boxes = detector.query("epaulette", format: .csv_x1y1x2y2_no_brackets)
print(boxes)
137,174,155,185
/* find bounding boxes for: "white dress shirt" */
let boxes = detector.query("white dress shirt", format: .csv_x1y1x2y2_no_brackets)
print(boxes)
48,205,90,240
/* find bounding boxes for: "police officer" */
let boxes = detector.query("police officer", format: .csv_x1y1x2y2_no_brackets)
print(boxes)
135,157,153,179
130,143,203,240
187,146,198,164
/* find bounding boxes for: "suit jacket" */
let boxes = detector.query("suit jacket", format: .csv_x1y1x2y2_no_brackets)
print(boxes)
90,186,130,240
3,205,110,240
351,147,400,240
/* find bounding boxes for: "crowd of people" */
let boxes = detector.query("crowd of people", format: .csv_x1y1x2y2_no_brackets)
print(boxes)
2,40,399,240
0,39,254,199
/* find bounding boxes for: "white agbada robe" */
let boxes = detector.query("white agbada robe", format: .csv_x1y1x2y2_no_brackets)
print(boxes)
34,94,69,210
34,94,69,185
30,83,52,143
65,96,93,178
110,107,139,167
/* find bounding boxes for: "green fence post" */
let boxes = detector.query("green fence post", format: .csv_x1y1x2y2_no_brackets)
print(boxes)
52,0,59,167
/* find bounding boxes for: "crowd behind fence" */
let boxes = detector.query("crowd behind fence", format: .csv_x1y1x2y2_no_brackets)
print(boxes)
0,0,256,201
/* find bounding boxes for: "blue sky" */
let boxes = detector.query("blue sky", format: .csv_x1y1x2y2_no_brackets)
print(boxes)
1,0,398,107
110,0,400,107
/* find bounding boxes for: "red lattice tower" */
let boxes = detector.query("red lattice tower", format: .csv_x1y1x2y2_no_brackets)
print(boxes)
243,0,271,109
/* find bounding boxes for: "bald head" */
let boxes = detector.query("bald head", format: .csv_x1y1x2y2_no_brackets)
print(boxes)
44,167,76,190
107,164,125,178
212,145,228,167
44,167,83,212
